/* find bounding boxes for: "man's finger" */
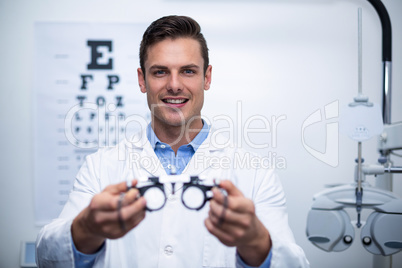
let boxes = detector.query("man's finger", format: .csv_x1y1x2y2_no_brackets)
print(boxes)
209,200,252,228
126,203,147,229
104,179,138,194
211,188,251,213
123,188,141,206
88,197,146,236
207,209,250,241
123,197,147,218
90,186,139,211
89,192,120,211
218,180,243,197
204,218,236,246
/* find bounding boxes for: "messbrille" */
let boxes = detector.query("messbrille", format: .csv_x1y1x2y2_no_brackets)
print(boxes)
127,175,221,211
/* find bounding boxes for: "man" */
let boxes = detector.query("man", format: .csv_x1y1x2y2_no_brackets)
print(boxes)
36,15,309,267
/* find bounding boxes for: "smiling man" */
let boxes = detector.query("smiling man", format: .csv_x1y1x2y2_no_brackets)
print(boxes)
138,36,211,151
36,15,309,268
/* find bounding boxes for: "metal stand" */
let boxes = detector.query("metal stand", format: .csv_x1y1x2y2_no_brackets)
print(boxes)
306,1,401,267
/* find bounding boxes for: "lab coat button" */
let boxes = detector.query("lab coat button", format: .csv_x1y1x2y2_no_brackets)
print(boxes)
164,245,173,255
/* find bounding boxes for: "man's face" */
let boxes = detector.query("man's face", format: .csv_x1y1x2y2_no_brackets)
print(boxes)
138,37,212,130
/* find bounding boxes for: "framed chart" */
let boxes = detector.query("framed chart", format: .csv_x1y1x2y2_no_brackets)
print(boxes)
33,22,149,225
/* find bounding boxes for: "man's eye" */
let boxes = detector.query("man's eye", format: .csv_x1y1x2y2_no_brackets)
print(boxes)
154,70,166,75
183,69,195,74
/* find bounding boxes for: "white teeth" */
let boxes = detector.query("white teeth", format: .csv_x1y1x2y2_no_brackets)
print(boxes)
165,99,186,104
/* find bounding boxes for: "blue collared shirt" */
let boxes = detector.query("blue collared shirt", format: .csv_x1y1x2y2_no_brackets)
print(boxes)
72,122,271,267
146,122,210,175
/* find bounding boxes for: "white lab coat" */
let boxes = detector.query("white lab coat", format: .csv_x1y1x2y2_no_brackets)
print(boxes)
36,127,309,268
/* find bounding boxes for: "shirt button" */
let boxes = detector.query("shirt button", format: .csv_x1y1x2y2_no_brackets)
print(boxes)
164,245,173,255
160,144,166,149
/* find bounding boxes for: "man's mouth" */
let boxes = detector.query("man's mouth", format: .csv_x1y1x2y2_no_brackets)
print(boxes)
162,98,188,104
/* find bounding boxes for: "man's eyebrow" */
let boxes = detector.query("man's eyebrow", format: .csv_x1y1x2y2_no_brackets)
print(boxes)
148,64,200,71
181,64,200,69
149,65,168,70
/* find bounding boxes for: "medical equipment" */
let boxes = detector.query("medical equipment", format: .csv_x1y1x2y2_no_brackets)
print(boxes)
127,175,221,211
306,2,402,266
306,172,402,255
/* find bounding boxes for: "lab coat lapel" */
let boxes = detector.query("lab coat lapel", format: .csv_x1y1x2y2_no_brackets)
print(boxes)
184,145,212,175
184,127,225,176
125,128,165,177
139,142,165,177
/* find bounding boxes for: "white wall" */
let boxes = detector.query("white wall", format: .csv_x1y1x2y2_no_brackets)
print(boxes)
0,0,401,267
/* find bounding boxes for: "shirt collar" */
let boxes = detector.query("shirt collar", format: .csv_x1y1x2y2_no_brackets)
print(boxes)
146,124,161,149
146,121,210,151
188,121,209,152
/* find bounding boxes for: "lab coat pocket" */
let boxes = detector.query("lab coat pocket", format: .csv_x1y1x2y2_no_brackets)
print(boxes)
202,232,236,268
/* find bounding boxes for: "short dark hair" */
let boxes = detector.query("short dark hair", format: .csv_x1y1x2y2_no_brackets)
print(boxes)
139,15,209,76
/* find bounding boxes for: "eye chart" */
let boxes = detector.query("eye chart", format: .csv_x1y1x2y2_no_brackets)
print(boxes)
34,23,149,225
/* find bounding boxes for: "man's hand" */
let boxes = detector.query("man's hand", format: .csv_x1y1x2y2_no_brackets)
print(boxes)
71,180,147,254
204,180,271,266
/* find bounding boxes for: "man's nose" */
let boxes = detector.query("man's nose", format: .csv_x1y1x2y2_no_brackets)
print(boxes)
166,73,182,93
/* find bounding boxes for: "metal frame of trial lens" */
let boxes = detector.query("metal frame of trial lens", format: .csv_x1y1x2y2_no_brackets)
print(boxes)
131,176,220,211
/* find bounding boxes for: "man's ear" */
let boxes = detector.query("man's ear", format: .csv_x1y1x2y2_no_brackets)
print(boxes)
204,65,212,91
137,68,147,93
